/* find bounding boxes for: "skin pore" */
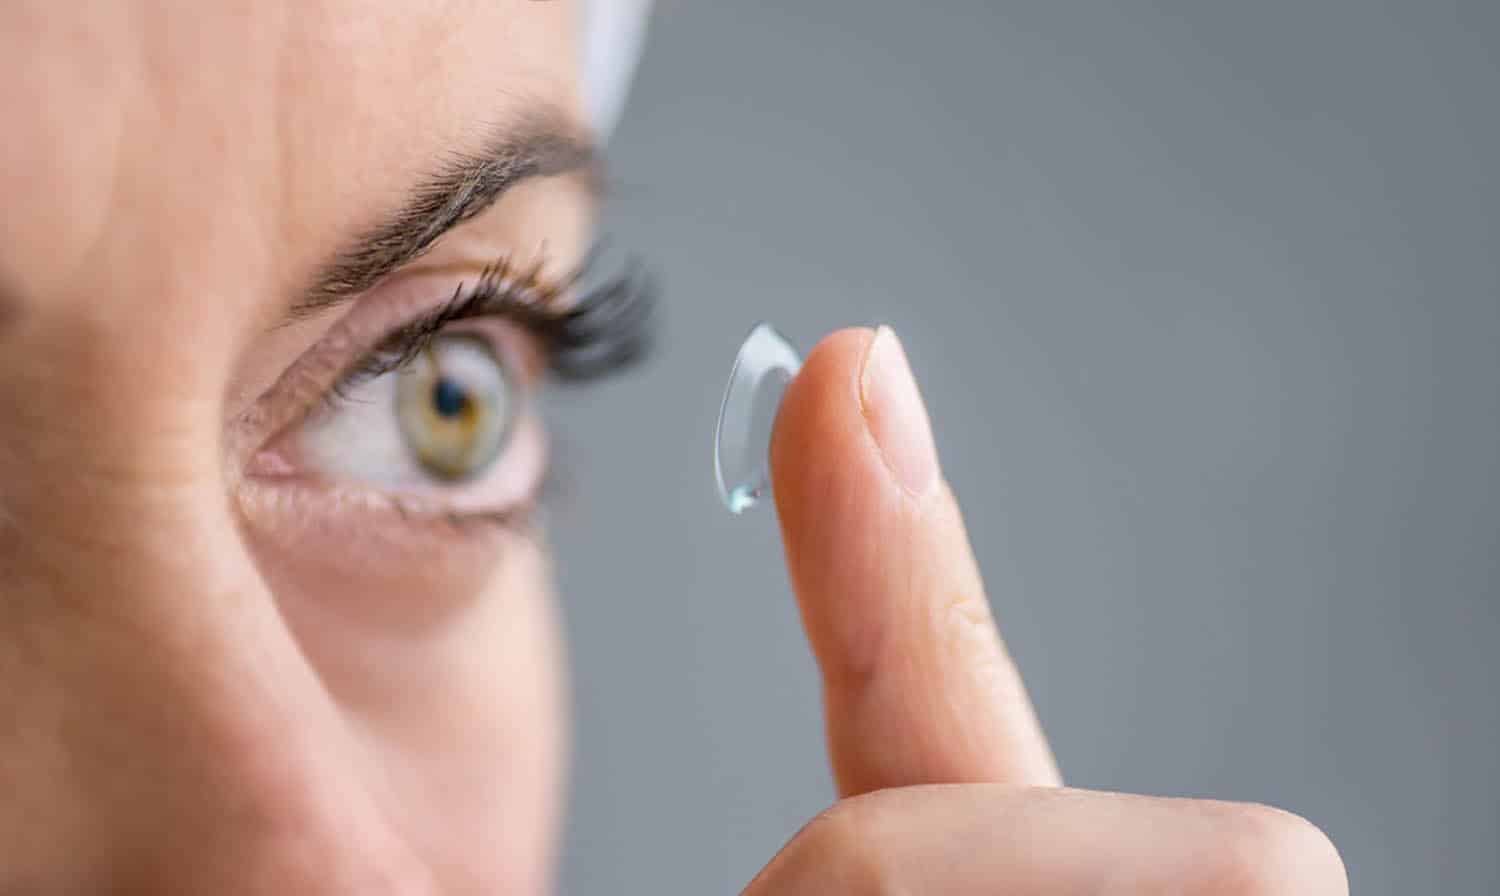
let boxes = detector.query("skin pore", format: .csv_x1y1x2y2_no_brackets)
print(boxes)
0,2,1349,893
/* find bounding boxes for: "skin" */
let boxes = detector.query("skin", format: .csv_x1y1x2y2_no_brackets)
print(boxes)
0,1,1348,893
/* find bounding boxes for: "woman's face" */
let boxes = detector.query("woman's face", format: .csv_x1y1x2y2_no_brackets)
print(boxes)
0,2,598,891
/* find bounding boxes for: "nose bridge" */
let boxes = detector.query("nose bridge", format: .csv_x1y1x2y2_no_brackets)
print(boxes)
0,314,237,632
0,333,430,892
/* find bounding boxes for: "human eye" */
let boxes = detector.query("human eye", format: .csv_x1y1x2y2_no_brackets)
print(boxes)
246,253,655,532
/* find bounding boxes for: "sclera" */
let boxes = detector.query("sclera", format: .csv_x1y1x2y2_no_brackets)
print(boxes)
713,323,802,514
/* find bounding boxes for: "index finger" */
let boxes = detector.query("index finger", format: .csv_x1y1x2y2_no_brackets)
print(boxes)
771,326,1060,796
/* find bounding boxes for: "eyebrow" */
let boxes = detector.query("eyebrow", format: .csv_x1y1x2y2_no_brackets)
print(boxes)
288,111,598,321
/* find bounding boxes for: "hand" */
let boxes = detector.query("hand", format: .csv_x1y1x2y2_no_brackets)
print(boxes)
744,327,1347,894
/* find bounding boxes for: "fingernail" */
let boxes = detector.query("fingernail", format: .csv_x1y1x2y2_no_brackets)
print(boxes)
860,326,939,498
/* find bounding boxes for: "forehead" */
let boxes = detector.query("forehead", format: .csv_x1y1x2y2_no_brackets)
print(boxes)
0,0,583,323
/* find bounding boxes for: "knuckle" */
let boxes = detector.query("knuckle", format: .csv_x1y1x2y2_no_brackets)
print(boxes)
1190,803,1348,896
781,796,903,896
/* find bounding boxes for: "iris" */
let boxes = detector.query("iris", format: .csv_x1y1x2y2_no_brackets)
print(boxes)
396,335,514,481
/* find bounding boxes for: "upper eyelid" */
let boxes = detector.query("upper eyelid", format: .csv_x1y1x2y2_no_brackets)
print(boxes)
336,248,657,393
335,256,579,389
239,245,656,458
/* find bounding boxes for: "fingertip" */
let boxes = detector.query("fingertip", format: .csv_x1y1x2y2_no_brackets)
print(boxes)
769,327,891,681
767,327,1060,794
769,326,876,518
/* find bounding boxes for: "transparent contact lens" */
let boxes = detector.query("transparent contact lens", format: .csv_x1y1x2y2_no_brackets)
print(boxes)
714,323,802,514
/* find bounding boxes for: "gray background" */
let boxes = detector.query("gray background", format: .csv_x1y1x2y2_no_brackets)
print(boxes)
551,2,1500,893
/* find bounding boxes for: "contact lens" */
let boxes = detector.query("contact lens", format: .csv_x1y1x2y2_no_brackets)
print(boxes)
714,323,802,514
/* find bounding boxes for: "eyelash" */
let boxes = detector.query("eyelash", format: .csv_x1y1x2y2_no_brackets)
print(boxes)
301,250,655,532
332,249,658,402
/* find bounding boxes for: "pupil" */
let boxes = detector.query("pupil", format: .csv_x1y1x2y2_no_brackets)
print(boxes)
431,378,470,418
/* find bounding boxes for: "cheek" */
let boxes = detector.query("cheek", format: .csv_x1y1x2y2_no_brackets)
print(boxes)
237,465,540,640
242,509,561,721
371,544,567,890
251,526,567,889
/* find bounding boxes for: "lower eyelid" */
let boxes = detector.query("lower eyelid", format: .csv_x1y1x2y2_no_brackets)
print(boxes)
254,409,548,518
238,475,542,636
385,413,549,515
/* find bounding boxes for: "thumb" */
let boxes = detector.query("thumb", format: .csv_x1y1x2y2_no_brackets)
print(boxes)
771,326,1059,796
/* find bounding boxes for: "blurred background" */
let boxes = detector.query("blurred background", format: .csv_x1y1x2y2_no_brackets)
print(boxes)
551,2,1499,893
